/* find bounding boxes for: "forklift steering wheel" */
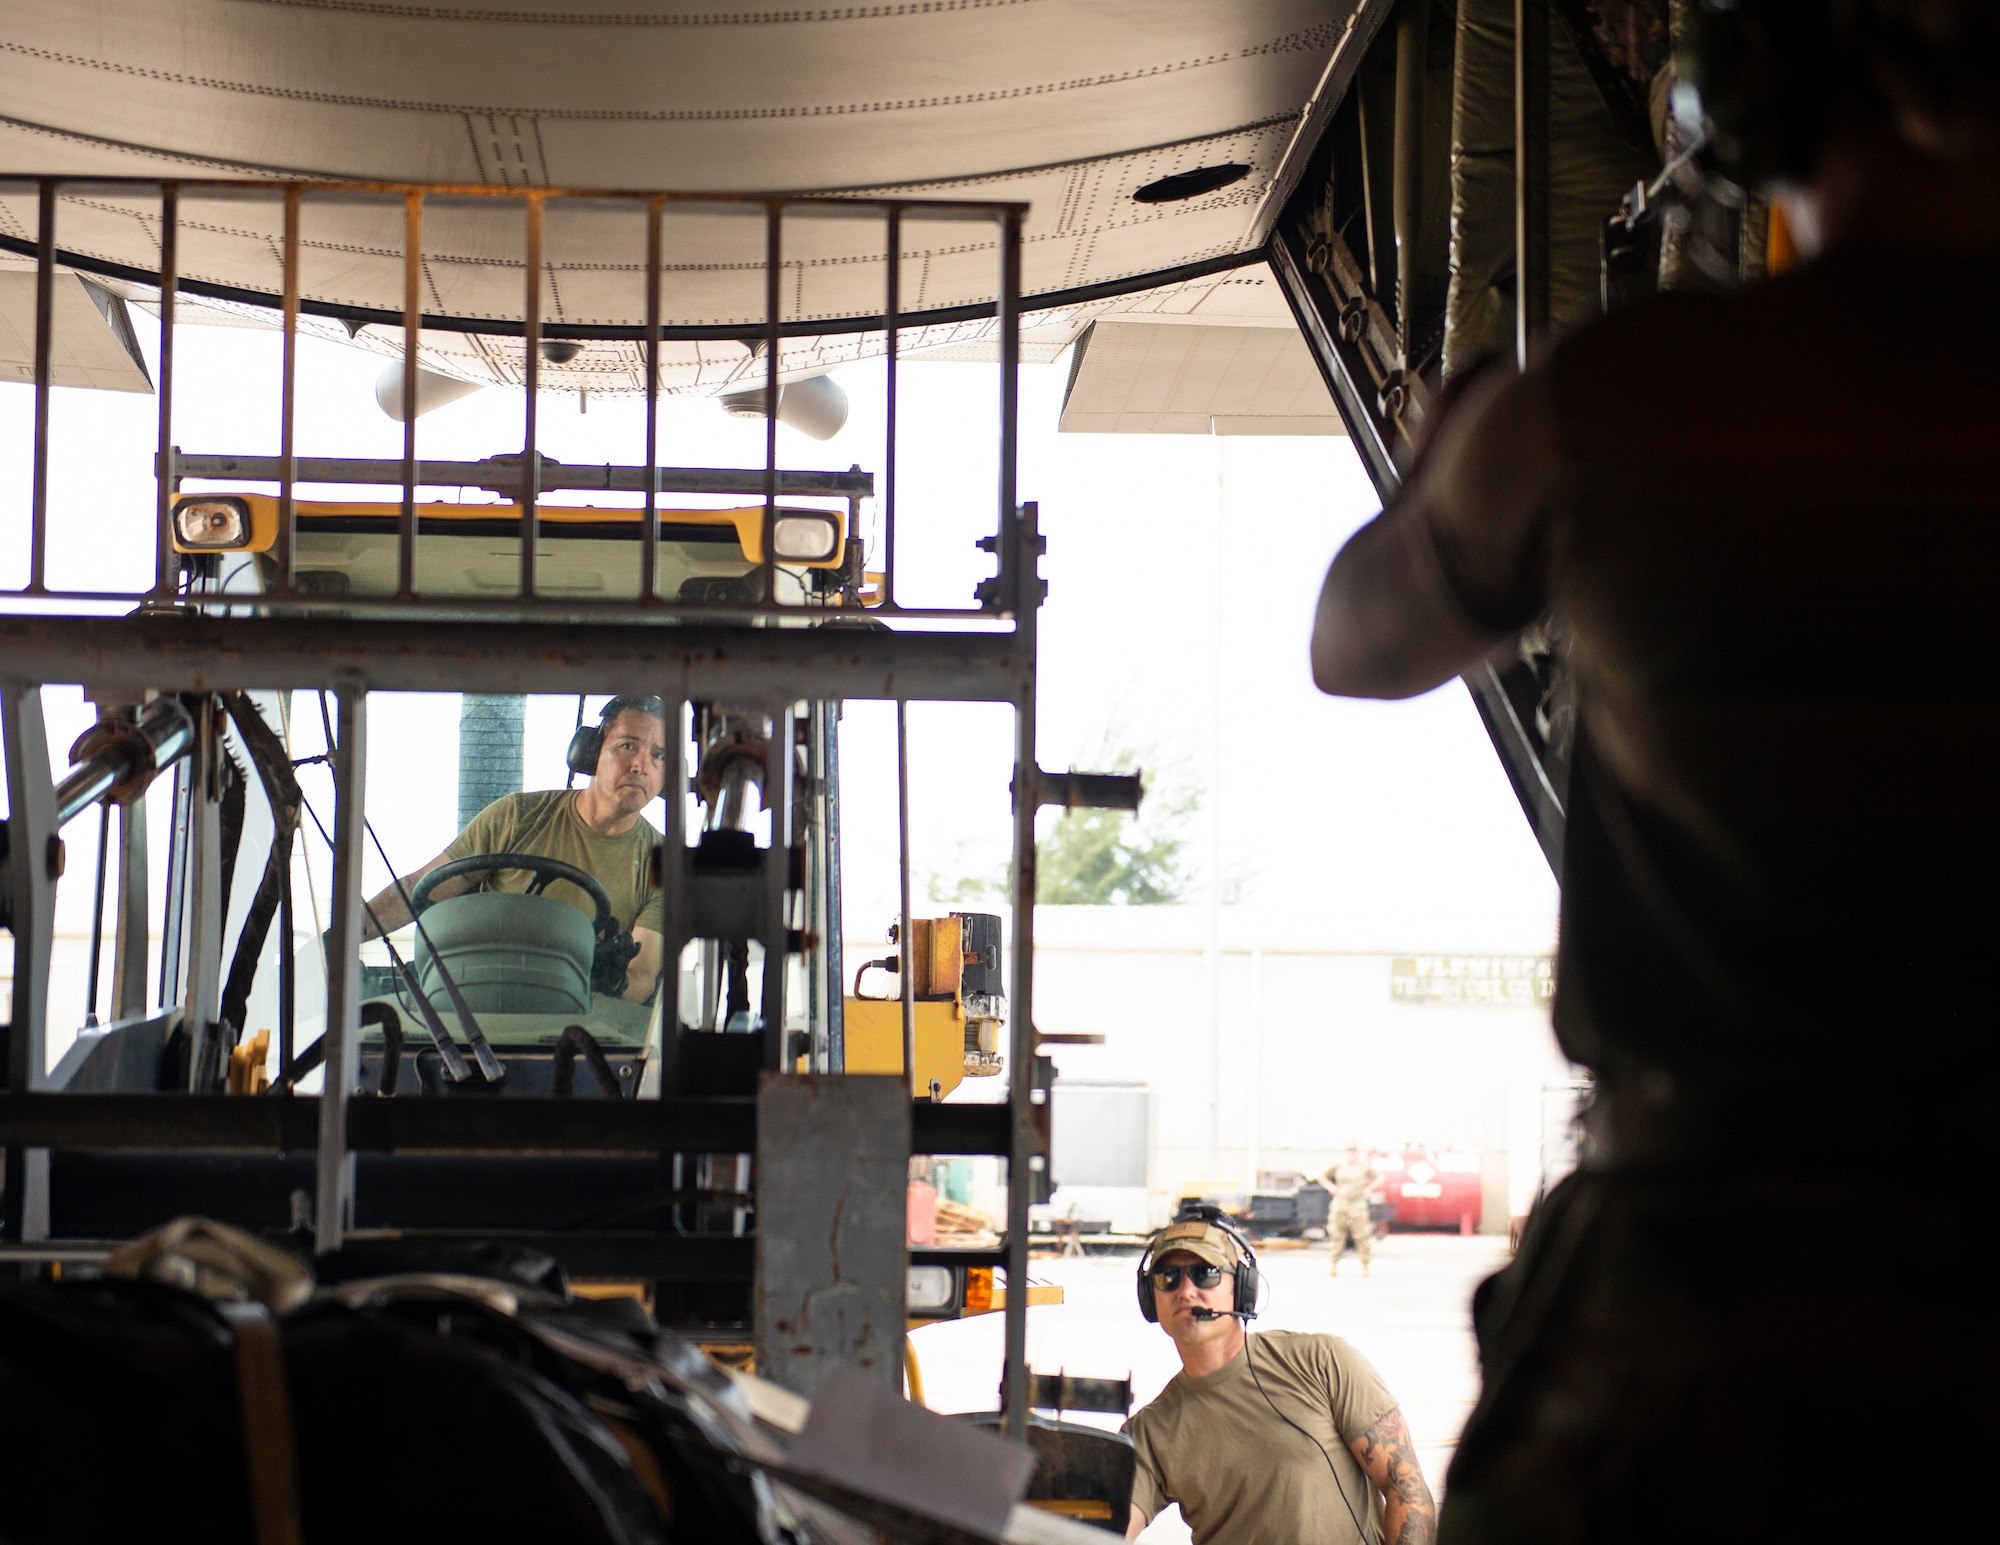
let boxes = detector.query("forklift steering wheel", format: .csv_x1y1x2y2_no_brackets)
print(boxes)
409,852,618,940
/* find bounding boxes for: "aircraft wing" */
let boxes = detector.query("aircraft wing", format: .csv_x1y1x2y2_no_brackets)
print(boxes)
0,1,1385,346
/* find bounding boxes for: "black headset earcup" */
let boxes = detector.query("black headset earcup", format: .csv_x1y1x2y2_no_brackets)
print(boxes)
565,725,600,777
1136,1248,1157,1323
1237,1263,1262,1319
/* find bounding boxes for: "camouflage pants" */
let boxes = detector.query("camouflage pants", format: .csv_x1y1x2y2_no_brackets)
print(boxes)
1328,1202,1373,1266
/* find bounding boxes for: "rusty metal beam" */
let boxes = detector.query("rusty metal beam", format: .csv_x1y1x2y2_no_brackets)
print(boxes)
171,453,874,501
0,1092,1016,1156
0,614,1023,704
1267,219,1406,492
754,1074,909,1395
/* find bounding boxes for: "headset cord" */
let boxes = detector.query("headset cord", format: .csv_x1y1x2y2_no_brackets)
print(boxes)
1245,1333,1377,1545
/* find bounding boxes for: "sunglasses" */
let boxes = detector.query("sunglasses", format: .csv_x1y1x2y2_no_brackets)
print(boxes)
1149,1263,1226,1293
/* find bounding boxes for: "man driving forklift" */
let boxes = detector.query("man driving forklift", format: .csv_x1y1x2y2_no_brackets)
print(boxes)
360,696,669,1003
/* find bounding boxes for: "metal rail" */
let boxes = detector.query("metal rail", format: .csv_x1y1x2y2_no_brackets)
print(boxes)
172,454,875,500
0,614,1024,702
0,1093,1014,1156
1267,221,1406,492
0,175,1277,351
1264,15,1568,879
998,200,1034,1435
0,1233,762,1279
1516,0,1552,367
1273,215,1565,874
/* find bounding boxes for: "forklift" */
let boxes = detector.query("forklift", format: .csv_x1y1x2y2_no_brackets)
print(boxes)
0,175,1140,1541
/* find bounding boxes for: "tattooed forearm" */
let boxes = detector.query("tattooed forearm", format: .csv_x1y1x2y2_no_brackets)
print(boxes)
1350,1406,1437,1545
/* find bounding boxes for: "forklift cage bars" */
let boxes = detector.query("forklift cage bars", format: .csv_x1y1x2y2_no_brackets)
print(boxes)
0,175,1031,621
0,174,1047,1437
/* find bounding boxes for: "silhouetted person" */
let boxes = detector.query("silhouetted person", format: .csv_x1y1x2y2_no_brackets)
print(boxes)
1318,1143,1378,1277
1311,4,2000,1540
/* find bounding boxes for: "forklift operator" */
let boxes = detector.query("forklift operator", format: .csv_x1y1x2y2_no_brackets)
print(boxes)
361,696,670,1003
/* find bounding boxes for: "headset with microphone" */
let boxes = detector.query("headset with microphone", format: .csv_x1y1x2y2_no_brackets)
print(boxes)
565,695,667,780
1135,1202,1262,1323
1136,1201,1378,1545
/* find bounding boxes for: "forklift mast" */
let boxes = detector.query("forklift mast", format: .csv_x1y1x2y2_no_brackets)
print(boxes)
0,176,1130,1439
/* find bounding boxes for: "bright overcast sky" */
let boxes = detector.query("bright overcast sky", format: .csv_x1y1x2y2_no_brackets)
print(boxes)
2,313,1556,951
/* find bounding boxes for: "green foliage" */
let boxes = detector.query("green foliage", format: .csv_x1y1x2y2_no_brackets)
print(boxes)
1034,800,1191,905
925,742,1199,908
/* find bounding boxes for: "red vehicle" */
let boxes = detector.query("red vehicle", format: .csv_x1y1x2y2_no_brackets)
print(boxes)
1371,1149,1483,1235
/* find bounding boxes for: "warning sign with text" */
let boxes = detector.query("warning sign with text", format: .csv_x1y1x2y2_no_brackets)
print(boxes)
1390,955,1554,1007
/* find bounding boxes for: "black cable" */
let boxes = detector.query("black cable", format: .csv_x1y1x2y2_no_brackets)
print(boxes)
294,789,495,1081
1163,1207,1377,1545
278,858,295,1083
284,791,426,1086
293,793,402,973
294,794,446,1035
724,939,751,1025
1245,1332,1377,1545
83,801,110,1027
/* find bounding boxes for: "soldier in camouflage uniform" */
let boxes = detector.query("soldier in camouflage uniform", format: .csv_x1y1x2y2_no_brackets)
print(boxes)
1320,1144,1380,1277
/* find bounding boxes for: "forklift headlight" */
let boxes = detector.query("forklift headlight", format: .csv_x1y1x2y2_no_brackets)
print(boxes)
772,513,839,563
906,1264,958,1315
173,497,251,550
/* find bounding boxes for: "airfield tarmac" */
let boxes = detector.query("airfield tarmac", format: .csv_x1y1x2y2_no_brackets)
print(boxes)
908,1232,1509,1540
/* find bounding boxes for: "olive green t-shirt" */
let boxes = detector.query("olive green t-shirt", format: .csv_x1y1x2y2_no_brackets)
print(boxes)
1124,1331,1395,1545
443,790,663,936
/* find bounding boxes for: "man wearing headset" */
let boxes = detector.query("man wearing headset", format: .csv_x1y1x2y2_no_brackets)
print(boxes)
358,696,668,1003
1123,1210,1434,1544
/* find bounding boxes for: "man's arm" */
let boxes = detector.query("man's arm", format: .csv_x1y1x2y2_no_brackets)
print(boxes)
364,798,516,940
1348,1406,1436,1545
359,852,462,939
623,926,663,1004
1121,1425,1164,1540
1311,513,1510,699
1310,366,1553,701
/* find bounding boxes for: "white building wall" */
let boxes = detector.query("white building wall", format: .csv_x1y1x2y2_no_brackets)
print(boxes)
857,900,1576,1226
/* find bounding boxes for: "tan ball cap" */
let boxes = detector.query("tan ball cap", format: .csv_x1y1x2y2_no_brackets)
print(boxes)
1150,1218,1243,1269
